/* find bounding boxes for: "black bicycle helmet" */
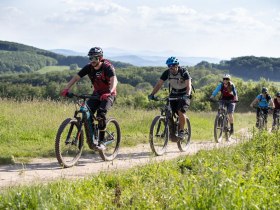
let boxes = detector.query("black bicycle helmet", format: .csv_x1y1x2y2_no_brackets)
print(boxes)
262,87,268,94
88,47,103,57
276,92,280,97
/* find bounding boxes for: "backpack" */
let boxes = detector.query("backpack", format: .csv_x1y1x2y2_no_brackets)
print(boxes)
168,67,195,98
259,94,271,103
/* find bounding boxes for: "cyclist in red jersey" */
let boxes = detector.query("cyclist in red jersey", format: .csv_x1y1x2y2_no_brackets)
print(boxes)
272,92,280,130
210,74,238,135
61,47,118,150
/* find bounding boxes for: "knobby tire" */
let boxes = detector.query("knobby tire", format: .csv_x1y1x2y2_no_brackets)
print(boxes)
99,118,121,161
149,116,169,156
177,117,191,151
55,118,84,168
214,115,224,143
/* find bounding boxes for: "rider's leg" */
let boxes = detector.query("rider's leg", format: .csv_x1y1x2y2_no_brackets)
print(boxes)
227,102,235,134
97,96,115,142
178,110,186,131
178,96,190,137
272,110,276,127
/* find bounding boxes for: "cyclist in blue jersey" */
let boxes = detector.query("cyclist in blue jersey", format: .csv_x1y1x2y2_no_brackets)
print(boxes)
210,74,238,134
250,87,274,127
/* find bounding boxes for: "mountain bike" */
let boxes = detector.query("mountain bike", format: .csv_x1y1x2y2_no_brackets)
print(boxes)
253,106,272,131
272,109,280,131
55,93,121,168
212,100,237,143
149,96,191,156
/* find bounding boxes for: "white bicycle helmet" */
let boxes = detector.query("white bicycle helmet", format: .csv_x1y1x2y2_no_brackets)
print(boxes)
223,74,231,80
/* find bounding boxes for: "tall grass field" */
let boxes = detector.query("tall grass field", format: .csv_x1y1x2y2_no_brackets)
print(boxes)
0,98,260,164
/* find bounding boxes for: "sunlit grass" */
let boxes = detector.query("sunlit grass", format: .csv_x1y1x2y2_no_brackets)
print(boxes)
37,66,69,74
0,98,264,163
1,132,279,209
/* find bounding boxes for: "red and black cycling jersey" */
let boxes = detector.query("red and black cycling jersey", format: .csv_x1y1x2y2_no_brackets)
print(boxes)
77,59,116,95
274,98,280,109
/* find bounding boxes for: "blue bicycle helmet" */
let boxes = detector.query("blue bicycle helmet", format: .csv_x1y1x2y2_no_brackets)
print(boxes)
166,56,179,67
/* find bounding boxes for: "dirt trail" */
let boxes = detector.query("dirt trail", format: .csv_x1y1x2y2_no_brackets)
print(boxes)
0,132,249,189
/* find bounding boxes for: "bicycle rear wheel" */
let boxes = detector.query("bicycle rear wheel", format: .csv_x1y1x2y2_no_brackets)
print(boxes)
149,116,169,156
55,118,84,168
177,117,191,152
214,115,224,143
99,118,121,161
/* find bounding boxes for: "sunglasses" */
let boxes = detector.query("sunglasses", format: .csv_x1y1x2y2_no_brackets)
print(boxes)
168,64,178,68
223,78,229,80
89,56,99,61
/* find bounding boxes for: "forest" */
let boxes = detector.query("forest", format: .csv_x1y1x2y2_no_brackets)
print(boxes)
1,40,280,112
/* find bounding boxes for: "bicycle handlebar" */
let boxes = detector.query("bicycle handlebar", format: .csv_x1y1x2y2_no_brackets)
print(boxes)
66,92,99,100
209,99,239,103
151,95,190,102
252,105,274,110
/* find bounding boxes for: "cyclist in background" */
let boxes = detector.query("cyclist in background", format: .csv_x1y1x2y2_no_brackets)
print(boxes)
250,87,274,127
60,47,118,150
148,56,192,138
210,74,238,135
272,92,280,130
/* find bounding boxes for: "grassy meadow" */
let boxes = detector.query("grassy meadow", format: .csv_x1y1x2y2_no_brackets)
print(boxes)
0,130,280,209
36,66,69,74
0,98,261,164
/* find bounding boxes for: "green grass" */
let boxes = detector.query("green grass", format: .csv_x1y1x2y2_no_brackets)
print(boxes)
0,132,279,209
36,66,69,74
0,99,261,164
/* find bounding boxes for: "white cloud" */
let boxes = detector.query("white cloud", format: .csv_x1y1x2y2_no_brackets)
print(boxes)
0,1,279,58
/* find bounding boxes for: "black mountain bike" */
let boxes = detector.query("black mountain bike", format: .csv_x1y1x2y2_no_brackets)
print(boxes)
272,109,280,131
55,93,121,168
253,106,272,131
149,96,191,156
212,100,237,143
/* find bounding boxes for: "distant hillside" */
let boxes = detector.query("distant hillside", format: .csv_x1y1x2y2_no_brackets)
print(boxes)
196,56,280,81
51,47,221,66
0,41,133,74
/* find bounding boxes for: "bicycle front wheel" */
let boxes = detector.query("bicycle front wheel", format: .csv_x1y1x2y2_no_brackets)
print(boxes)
55,118,84,168
177,117,191,152
149,116,169,156
99,118,121,161
214,115,224,143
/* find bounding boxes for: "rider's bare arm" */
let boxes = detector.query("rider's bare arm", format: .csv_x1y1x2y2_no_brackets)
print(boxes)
109,76,118,93
65,75,81,90
250,98,259,107
185,79,191,96
270,99,275,108
151,79,164,95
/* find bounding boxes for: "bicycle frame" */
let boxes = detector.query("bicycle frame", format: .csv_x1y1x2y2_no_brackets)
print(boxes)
255,106,270,130
66,93,102,149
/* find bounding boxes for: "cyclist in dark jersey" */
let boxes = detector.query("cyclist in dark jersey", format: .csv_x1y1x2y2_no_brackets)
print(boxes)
148,56,192,138
61,47,118,150
210,74,238,135
272,92,280,130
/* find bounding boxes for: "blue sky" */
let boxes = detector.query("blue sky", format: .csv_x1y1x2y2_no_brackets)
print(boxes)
0,0,279,59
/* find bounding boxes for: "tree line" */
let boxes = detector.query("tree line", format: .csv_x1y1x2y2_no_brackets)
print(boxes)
0,66,279,112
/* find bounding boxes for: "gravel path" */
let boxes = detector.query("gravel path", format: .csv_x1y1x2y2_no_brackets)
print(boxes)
0,133,248,189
